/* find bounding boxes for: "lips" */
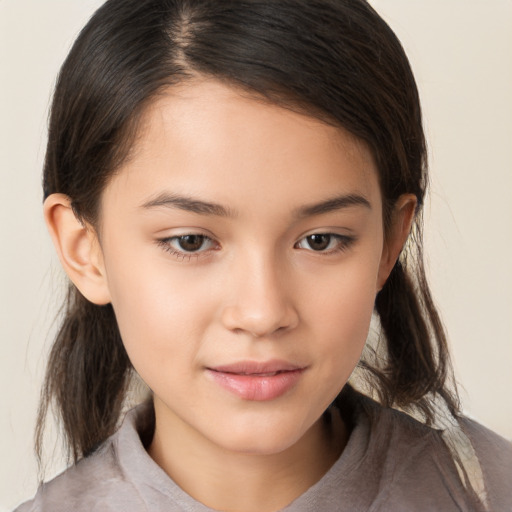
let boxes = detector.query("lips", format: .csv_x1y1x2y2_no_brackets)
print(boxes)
206,360,306,401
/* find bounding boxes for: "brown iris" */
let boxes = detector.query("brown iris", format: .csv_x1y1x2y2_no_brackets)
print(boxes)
177,235,205,252
306,234,331,251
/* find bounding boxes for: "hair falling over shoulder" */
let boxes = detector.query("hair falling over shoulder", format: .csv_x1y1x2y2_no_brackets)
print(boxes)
38,0,463,478
36,288,131,464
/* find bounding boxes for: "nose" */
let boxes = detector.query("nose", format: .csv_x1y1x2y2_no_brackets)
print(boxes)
220,252,299,338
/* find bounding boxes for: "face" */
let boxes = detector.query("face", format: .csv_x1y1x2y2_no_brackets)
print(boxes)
97,79,391,456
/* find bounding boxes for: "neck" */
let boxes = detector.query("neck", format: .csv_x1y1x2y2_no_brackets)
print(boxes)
148,403,347,512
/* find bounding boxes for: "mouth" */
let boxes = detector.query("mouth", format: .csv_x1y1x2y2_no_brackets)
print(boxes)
206,360,307,401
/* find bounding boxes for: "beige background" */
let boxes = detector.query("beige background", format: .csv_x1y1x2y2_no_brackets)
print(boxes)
1,0,511,509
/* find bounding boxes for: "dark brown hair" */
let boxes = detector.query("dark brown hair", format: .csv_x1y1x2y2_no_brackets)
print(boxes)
38,0,459,466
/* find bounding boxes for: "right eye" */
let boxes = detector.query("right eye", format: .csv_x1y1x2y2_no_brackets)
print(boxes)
157,234,216,259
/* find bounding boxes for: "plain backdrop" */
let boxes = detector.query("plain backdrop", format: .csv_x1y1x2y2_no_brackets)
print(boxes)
1,0,511,509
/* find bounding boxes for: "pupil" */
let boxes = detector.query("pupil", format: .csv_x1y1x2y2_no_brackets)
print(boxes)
308,234,330,251
178,235,204,252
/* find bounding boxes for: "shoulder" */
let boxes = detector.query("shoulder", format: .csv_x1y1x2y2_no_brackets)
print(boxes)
13,440,143,512
13,404,155,512
342,391,486,510
459,416,512,511
349,391,512,511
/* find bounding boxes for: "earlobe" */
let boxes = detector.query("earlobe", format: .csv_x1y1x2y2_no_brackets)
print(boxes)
377,194,417,291
44,194,111,305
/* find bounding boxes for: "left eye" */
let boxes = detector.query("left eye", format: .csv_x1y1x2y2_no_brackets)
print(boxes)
295,234,349,252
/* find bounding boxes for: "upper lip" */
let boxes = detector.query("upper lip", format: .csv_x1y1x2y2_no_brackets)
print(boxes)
207,360,306,375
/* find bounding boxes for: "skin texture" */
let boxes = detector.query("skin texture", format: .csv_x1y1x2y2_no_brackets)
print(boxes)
44,79,416,512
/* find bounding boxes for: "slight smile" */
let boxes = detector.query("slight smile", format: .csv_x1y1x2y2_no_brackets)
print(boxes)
206,360,308,401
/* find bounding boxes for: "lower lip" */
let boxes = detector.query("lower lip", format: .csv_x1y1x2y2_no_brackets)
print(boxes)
206,369,305,401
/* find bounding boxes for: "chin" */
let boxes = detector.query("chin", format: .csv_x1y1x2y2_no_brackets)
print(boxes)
207,415,314,457
222,434,299,456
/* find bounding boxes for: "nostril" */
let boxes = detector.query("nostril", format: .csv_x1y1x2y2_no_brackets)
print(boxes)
221,304,299,338
219,266,300,336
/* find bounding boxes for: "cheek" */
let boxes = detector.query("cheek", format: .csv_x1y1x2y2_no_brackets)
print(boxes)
103,250,216,382
314,290,373,371
302,253,381,381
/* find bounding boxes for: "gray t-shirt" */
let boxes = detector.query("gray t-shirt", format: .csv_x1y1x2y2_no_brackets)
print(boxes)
14,391,512,511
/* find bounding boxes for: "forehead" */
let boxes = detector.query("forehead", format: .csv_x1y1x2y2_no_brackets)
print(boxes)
104,79,381,217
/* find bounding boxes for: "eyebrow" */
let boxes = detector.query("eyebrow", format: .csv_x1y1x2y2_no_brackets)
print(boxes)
295,193,371,217
140,193,234,217
140,192,371,218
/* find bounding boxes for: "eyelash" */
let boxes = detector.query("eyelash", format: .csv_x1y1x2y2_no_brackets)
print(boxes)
157,233,355,261
156,234,217,261
294,233,355,254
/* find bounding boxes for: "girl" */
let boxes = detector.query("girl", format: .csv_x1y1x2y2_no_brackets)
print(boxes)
14,0,512,510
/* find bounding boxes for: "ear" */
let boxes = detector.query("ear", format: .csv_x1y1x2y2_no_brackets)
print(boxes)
44,194,111,305
377,194,417,291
